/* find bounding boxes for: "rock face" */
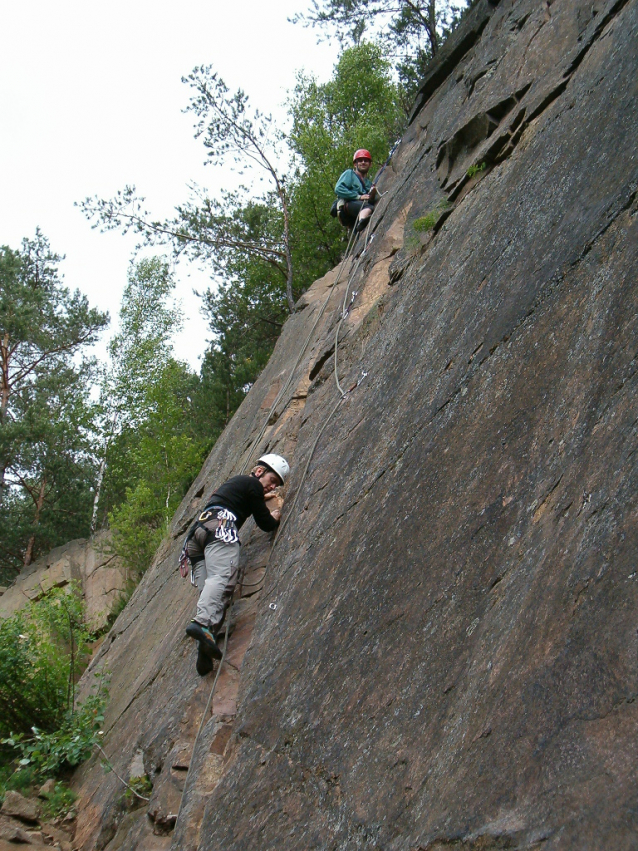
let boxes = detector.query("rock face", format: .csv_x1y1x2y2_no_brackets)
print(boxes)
0,531,127,631
70,0,638,848
1,790,39,822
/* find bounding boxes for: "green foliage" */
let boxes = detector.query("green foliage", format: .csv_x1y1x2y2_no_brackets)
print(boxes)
96,258,188,521
413,200,450,232
78,44,406,484
288,42,405,291
467,161,486,178
0,762,36,796
2,687,107,782
0,232,108,580
0,586,94,740
39,782,77,819
291,0,470,106
106,360,206,572
79,67,296,311
413,212,439,232
124,774,152,806
189,44,405,426
93,262,208,573
0,588,107,791
103,587,133,631
105,257,181,425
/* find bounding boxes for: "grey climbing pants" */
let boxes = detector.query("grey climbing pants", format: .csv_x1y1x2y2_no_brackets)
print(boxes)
192,539,241,632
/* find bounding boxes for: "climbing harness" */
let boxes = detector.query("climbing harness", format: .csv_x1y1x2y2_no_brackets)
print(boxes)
332,139,398,227
174,225,364,835
178,507,239,583
212,508,239,544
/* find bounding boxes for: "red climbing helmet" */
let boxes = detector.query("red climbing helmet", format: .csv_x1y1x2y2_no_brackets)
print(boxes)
353,149,372,162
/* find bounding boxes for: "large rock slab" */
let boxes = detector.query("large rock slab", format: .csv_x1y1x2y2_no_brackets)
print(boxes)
0,531,126,630
70,0,638,848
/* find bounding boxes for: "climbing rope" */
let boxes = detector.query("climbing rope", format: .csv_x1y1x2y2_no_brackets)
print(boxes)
172,624,230,835
241,137,398,470
173,150,394,827
172,211,365,839
372,138,401,187
276,223,372,541
238,223,360,474
173,137,403,838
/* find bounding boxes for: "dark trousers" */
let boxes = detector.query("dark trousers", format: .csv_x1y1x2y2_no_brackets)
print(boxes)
338,198,377,228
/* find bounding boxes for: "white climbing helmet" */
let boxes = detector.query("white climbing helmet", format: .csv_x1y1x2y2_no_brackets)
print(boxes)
257,453,290,485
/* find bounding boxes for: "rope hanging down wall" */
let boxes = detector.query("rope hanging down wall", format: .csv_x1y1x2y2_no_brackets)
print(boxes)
172,207,372,839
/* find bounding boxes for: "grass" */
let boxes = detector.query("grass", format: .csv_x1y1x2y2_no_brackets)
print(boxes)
467,161,487,178
39,782,77,819
125,774,152,801
413,200,451,234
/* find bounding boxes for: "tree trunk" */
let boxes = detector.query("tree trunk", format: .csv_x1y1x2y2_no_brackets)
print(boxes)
90,455,107,535
0,332,10,509
428,0,439,56
279,186,295,313
90,413,118,535
23,476,47,567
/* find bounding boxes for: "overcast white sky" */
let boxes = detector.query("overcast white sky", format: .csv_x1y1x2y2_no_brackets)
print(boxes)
0,1,339,368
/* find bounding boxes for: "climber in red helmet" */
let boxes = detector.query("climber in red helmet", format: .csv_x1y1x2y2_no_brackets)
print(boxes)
334,149,378,231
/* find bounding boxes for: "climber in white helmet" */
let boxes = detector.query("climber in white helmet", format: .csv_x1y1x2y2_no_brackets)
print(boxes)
182,454,290,675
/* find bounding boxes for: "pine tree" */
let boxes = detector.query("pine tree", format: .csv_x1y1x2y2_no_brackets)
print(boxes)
0,232,108,577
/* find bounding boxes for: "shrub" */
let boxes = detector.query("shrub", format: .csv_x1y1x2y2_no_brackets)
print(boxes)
0,585,93,740
1,682,107,783
124,774,153,808
413,201,451,234
467,161,487,178
39,782,77,819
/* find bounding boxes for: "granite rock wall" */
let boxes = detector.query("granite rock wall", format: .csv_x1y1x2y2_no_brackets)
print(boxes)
0,531,126,631
70,0,638,847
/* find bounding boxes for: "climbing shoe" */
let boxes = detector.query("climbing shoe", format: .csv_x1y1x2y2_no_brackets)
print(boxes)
185,621,222,660
196,645,214,676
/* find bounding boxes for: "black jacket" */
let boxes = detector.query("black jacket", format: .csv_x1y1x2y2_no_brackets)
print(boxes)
204,475,279,532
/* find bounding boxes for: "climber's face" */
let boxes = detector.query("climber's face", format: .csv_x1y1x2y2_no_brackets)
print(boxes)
355,158,371,176
257,469,281,493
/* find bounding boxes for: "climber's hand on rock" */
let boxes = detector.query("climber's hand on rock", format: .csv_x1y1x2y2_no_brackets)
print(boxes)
265,491,278,501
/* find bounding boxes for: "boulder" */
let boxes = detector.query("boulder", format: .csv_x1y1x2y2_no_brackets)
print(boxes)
0,813,34,842
37,779,57,799
1,790,39,822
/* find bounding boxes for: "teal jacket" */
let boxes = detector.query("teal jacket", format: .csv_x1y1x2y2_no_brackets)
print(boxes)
335,168,372,201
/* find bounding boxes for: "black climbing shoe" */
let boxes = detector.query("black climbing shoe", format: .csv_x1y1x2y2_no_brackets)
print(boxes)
196,645,214,676
185,621,222,660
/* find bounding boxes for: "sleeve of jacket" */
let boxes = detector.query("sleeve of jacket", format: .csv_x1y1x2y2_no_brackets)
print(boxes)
249,480,280,532
335,169,361,201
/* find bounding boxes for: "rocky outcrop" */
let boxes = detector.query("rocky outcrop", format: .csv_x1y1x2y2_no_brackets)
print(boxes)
0,790,75,849
70,0,638,848
0,532,127,631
